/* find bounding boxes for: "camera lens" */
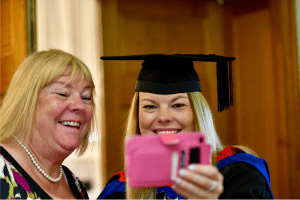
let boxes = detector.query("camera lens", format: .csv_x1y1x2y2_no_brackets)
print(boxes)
199,136,203,143
190,147,200,164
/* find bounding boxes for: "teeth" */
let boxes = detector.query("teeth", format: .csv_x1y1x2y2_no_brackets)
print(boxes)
59,121,80,128
156,130,178,134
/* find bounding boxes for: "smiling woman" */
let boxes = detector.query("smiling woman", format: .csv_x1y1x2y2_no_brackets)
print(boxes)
98,54,274,199
0,49,96,199
33,67,93,153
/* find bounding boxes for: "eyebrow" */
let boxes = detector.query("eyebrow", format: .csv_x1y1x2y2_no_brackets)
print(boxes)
171,96,189,102
54,81,92,89
140,96,189,102
140,99,155,103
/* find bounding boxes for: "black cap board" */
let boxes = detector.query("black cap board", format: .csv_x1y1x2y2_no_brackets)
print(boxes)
101,54,235,112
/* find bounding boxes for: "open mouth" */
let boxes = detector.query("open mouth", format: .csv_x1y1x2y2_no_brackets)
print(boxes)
154,130,181,134
58,121,81,129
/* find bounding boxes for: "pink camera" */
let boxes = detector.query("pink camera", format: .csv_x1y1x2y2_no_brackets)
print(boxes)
125,132,211,188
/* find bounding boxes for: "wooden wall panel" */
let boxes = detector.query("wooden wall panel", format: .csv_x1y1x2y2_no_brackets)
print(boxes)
232,10,286,198
229,0,300,198
101,0,125,178
0,0,27,104
270,0,300,198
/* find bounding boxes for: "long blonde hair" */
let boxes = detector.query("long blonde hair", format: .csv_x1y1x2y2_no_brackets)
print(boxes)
0,49,96,155
124,91,224,199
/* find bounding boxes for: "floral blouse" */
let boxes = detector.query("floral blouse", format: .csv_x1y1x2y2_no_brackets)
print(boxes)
0,146,89,199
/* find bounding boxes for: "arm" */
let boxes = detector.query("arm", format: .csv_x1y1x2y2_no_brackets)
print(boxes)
219,162,273,198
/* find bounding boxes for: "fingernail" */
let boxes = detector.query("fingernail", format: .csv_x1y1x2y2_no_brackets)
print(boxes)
175,178,183,185
188,164,196,171
179,169,187,177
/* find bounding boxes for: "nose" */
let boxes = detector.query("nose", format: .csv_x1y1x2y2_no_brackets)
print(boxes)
69,94,85,112
157,106,172,123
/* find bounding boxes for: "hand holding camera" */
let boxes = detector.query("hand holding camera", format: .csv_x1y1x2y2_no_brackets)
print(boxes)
125,132,224,198
125,132,211,187
172,162,224,199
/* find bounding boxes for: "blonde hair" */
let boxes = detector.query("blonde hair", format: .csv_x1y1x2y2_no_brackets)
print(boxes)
124,92,224,199
0,49,96,155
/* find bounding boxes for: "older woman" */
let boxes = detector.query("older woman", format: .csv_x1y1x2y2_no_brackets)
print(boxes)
98,54,274,199
0,49,95,199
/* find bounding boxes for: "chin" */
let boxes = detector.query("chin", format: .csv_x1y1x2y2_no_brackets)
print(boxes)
59,140,81,153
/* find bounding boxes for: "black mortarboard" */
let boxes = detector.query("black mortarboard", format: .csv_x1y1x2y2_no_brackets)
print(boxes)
101,54,235,112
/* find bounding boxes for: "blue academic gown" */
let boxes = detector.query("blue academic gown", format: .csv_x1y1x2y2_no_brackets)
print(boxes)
98,147,274,199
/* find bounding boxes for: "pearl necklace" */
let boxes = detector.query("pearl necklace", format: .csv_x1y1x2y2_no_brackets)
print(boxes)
14,136,63,182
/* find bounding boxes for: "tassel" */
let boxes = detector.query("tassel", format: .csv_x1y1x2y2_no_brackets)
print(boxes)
216,56,233,112
229,60,233,107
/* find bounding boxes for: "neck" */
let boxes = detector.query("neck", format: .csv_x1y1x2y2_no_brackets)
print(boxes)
28,143,65,171
14,136,64,182
28,136,73,168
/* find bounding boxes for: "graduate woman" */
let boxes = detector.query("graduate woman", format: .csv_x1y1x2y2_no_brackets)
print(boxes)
98,54,274,199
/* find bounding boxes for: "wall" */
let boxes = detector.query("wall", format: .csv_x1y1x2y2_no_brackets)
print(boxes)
296,0,300,89
0,0,27,105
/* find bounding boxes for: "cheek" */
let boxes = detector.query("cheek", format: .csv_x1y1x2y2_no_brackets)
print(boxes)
138,112,153,132
84,105,94,123
181,110,195,129
36,99,61,119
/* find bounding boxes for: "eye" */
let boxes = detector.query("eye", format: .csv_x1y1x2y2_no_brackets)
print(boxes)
172,103,185,108
82,90,92,102
82,96,92,101
143,105,156,109
56,93,68,97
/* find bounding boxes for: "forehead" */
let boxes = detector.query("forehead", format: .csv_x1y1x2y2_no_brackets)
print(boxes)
139,92,189,100
53,68,90,87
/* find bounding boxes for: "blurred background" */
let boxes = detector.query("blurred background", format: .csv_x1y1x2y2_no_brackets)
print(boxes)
1,0,299,199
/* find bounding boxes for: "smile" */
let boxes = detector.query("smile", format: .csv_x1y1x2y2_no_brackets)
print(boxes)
154,130,180,134
58,121,81,129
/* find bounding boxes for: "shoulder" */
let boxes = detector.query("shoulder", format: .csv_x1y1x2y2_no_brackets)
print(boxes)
1,149,17,199
0,149,15,180
216,146,274,199
97,172,126,199
0,146,42,199
62,165,89,199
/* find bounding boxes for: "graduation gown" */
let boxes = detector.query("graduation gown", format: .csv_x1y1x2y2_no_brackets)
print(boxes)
98,146,274,199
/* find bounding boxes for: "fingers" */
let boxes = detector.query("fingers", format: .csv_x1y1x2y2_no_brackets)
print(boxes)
172,165,224,199
173,178,213,199
187,164,224,183
207,180,218,191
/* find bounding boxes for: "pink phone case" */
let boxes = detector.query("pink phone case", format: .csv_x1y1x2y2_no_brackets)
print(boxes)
125,132,211,188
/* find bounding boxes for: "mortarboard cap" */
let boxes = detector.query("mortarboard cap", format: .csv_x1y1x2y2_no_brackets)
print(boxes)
101,54,235,112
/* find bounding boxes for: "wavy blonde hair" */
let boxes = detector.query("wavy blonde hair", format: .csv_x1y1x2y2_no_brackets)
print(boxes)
0,49,96,155
124,92,224,199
